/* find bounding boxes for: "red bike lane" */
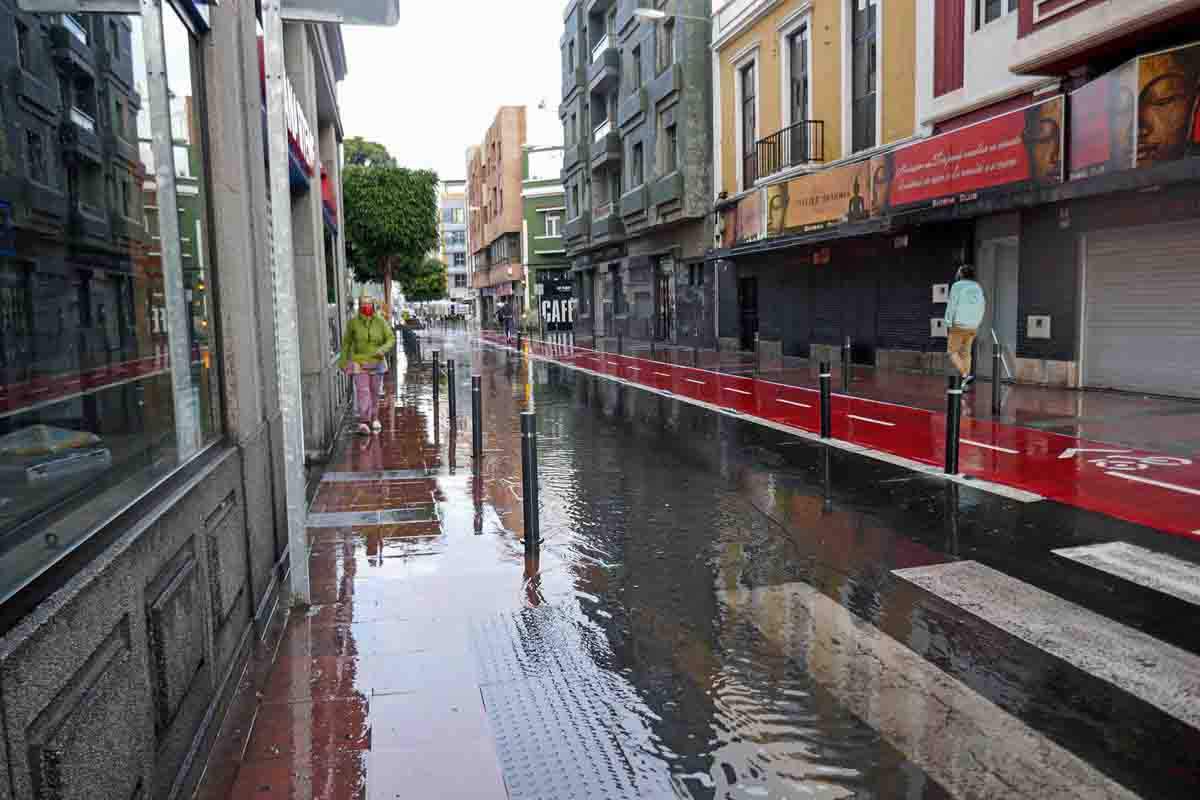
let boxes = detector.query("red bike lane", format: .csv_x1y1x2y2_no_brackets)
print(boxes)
490,334,1200,539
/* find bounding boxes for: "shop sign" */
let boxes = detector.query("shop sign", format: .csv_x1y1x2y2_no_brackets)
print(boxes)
875,95,1064,214
538,276,576,331
735,189,762,244
764,159,872,236
1070,41,1200,180
284,71,317,176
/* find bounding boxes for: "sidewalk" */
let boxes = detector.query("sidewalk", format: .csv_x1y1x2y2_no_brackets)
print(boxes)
197,340,527,799
569,334,1200,455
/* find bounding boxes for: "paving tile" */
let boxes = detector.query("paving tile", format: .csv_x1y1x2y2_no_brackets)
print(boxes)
228,749,369,799
245,699,371,761
368,687,489,749
260,656,373,703
365,738,507,800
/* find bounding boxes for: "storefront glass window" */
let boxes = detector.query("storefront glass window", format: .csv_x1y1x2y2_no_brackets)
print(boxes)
0,8,221,603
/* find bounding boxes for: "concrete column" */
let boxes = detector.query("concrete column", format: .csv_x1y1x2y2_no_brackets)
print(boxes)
203,0,284,621
319,121,350,422
284,23,334,458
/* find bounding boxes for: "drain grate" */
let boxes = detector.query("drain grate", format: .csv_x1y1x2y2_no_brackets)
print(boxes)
470,606,675,800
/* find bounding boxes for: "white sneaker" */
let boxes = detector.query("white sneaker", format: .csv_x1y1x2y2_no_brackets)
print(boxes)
355,423,370,436
371,420,382,434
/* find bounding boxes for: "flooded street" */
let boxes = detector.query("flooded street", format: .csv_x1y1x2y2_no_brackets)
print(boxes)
211,331,1200,799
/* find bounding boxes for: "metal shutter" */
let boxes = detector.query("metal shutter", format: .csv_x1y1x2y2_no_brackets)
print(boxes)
1084,220,1200,398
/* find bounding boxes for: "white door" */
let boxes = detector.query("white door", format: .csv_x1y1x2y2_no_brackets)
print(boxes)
975,237,1019,380
1083,220,1200,398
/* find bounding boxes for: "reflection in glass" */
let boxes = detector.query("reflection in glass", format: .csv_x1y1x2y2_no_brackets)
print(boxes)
0,9,220,601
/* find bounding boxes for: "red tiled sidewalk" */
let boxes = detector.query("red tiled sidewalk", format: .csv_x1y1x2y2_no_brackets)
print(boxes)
196,356,520,800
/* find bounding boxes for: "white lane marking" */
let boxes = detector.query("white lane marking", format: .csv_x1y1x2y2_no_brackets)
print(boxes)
608,361,620,366
1053,541,1200,607
777,398,811,409
628,367,641,372
654,371,672,378
724,387,752,396
686,379,706,386
961,439,1020,455
1105,471,1200,497
1059,447,1131,460
847,414,895,427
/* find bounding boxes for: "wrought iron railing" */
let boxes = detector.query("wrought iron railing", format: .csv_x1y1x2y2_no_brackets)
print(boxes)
753,120,824,181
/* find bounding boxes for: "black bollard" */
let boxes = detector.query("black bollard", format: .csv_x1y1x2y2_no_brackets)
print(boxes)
754,332,761,375
617,331,623,355
991,349,1003,416
520,412,540,558
945,375,963,475
432,351,440,407
447,359,457,421
842,337,852,392
819,361,832,439
471,375,482,463
517,329,522,351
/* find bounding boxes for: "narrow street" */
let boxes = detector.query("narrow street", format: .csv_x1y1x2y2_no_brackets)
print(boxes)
201,330,1200,799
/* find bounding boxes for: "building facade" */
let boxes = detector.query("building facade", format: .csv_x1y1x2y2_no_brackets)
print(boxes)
523,146,571,330
467,106,528,326
0,1,357,797
711,0,1200,398
561,0,716,346
439,179,469,308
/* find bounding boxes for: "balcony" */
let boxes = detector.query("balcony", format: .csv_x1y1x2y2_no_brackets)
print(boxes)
587,45,620,94
565,212,591,244
619,185,647,218
63,109,103,165
650,171,683,208
749,120,825,184
590,34,610,64
105,132,140,167
563,139,586,173
69,202,109,242
619,87,647,130
13,69,59,118
562,66,587,101
591,206,624,241
590,125,621,171
51,16,95,76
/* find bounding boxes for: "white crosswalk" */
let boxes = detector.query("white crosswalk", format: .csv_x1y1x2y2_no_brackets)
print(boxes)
1053,541,1200,607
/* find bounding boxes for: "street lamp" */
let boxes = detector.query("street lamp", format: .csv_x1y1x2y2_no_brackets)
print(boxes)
633,5,712,23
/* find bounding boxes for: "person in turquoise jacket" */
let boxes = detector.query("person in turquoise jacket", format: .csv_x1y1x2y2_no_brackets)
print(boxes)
339,295,396,434
944,265,986,386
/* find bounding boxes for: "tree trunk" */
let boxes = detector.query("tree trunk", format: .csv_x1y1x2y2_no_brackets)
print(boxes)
382,257,393,321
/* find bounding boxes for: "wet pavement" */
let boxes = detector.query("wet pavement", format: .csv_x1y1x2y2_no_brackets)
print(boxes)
198,330,1200,799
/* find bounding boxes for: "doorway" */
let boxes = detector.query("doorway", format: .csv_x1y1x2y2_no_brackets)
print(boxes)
738,277,758,351
655,259,674,341
975,237,1019,379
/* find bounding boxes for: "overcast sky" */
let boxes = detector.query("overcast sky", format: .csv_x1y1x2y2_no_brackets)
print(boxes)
339,1,570,181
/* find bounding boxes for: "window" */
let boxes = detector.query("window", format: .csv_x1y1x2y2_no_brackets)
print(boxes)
688,263,705,286
657,18,675,73
569,113,578,146
632,142,644,187
109,20,121,58
571,185,580,218
16,20,31,72
545,214,561,237
740,62,757,186
851,0,878,153
454,274,468,288
663,123,677,175
569,40,576,71
612,270,624,314
453,253,466,268
452,207,465,224
789,26,810,126
631,45,642,91
26,131,47,185
975,0,1018,29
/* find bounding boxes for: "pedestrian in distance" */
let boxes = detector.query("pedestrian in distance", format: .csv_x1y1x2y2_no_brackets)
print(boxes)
945,264,986,389
339,294,395,435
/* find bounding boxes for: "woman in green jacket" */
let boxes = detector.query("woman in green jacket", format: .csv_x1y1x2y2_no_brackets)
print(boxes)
339,295,396,434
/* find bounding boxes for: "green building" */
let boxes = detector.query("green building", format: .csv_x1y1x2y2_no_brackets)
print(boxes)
522,145,571,330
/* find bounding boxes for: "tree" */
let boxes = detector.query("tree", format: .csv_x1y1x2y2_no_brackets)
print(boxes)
342,165,439,310
343,136,395,167
404,256,449,303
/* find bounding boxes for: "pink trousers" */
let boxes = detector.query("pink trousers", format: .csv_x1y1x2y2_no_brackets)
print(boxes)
353,371,383,423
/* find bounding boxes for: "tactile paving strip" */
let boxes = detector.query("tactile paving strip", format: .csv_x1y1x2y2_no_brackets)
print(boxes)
470,606,676,800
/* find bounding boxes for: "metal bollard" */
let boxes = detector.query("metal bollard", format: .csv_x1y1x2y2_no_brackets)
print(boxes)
754,332,761,375
471,375,483,463
819,361,832,439
447,359,457,421
617,331,623,355
945,375,964,475
520,412,540,558
432,351,440,406
991,350,1003,416
693,346,699,368
842,337,852,392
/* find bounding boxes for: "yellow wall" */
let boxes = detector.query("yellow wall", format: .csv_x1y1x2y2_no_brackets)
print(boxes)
717,0,915,197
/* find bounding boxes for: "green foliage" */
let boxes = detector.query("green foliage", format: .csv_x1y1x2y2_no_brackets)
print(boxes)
343,136,395,167
342,165,440,287
404,256,449,303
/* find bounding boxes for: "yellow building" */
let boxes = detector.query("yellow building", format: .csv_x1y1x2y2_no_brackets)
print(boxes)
713,0,915,198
